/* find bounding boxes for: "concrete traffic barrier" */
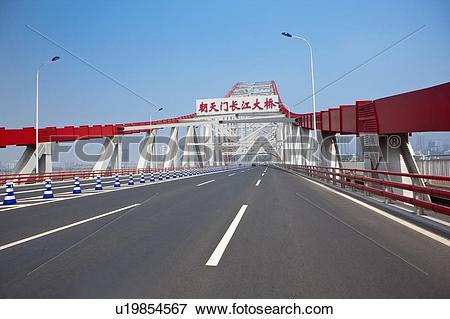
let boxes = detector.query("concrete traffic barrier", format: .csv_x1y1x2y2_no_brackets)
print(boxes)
43,179,54,199
73,177,81,194
3,181,17,205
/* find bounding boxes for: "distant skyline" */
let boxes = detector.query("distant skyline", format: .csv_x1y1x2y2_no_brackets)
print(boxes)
0,0,449,162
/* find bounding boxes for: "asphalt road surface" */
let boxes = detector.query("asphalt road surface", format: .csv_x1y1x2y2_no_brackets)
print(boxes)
0,166,449,298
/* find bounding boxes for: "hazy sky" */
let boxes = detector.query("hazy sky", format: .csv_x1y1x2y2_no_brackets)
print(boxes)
0,0,449,162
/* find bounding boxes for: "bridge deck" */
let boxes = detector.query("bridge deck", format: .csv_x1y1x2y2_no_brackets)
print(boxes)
0,167,449,298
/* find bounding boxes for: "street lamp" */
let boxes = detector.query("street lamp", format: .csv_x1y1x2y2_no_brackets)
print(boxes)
35,56,61,175
149,107,163,168
281,32,317,165
150,107,164,126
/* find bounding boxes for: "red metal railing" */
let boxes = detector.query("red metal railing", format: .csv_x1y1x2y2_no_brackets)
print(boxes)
283,164,450,216
0,165,231,186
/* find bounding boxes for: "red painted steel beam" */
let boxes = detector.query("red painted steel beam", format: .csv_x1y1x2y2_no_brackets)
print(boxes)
281,82,449,135
374,82,450,134
1,81,449,148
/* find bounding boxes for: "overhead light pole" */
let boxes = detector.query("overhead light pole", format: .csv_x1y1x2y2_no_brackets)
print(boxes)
281,32,317,164
149,107,163,168
35,56,61,175
150,107,164,127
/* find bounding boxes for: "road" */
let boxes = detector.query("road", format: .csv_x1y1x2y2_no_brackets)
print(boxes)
0,166,449,298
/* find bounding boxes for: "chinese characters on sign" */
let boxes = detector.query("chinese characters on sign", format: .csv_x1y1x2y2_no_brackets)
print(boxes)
196,95,279,116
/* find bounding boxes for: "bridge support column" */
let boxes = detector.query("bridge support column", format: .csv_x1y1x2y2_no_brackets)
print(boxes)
290,126,299,165
318,132,342,168
301,128,315,165
14,142,54,174
213,128,223,166
297,128,308,166
278,123,288,165
284,124,291,164
182,126,202,167
290,125,300,165
137,131,156,170
316,132,342,183
275,124,283,164
293,126,302,165
92,136,122,171
360,133,429,214
164,127,179,169
203,124,214,167
286,124,294,165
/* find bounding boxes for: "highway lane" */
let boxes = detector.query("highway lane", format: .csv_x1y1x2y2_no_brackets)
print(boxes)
0,166,256,296
0,166,449,298
0,169,208,201
0,167,249,246
198,167,450,298
0,168,244,211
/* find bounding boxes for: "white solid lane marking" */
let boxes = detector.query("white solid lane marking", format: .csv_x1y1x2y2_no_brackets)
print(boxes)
228,173,236,176
255,179,261,186
196,179,215,187
206,204,248,266
0,203,140,252
294,172,450,247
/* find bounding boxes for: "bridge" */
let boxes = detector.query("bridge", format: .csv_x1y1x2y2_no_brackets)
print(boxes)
0,81,449,298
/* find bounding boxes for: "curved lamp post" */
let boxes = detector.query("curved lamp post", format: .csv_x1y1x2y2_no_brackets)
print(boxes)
281,32,317,164
35,56,61,175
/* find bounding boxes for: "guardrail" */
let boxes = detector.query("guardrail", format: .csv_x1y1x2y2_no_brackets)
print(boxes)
283,164,450,216
0,165,228,186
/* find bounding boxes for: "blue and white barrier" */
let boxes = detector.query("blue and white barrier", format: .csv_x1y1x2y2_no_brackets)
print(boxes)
3,181,17,205
73,177,81,194
95,176,103,190
114,174,121,188
43,179,54,199
128,173,134,186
